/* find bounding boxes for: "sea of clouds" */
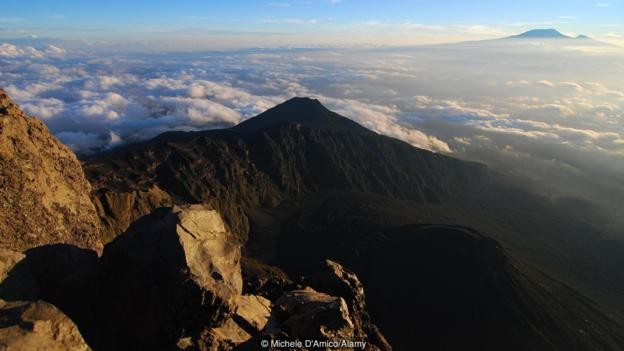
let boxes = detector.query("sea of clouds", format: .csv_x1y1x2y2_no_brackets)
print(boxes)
1,39,623,211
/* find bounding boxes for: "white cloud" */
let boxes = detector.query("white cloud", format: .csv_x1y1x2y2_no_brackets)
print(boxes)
536,80,555,88
1,41,623,209
0,43,66,59
560,81,584,91
22,98,65,119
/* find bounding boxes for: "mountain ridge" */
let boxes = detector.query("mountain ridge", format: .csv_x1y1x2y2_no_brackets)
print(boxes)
83,97,624,327
0,91,623,350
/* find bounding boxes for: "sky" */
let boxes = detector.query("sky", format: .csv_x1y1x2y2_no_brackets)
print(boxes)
1,0,624,48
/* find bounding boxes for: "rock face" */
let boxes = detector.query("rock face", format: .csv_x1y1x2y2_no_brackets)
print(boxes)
273,287,355,341
0,89,102,253
91,185,174,244
305,260,392,351
98,205,244,349
0,300,91,351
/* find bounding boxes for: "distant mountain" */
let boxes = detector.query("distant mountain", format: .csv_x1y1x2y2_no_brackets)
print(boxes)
507,28,589,40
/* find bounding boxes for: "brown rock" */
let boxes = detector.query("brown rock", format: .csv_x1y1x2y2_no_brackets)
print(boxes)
233,294,272,332
0,300,90,351
0,89,102,253
90,185,173,244
98,205,243,349
186,295,271,351
274,287,355,340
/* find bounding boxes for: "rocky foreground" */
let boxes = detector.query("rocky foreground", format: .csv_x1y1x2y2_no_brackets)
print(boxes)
1,89,623,350
0,89,389,350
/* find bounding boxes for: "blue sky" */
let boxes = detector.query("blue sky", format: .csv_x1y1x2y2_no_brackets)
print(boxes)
1,1,623,47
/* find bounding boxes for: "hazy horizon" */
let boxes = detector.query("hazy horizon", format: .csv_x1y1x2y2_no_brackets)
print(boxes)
2,1,624,48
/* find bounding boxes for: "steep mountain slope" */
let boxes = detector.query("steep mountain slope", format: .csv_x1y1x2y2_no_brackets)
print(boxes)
85,97,487,242
0,89,102,253
270,194,624,350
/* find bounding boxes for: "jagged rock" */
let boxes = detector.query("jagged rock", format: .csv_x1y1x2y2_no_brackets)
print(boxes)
306,260,366,321
0,89,102,253
273,287,355,341
305,260,392,351
199,319,248,351
0,300,91,351
97,205,243,349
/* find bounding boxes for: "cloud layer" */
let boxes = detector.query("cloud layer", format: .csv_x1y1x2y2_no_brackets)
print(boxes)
1,39,623,210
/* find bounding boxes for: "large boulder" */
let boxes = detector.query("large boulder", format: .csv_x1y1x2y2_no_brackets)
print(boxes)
0,89,102,253
97,205,244,349
0,300,90,351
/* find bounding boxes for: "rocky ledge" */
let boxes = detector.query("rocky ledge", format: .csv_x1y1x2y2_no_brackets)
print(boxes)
0,89,102,253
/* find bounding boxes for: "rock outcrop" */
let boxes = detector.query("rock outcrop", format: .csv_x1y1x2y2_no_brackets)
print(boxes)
305,260,392,351
273,287,355,341
254,260,391,351
0,300,91,351
0,89,102,253
0,202,278,351
97,205,244,349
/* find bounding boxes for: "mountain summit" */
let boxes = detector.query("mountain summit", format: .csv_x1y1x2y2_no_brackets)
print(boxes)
233,97,371,134
508,28,577,39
